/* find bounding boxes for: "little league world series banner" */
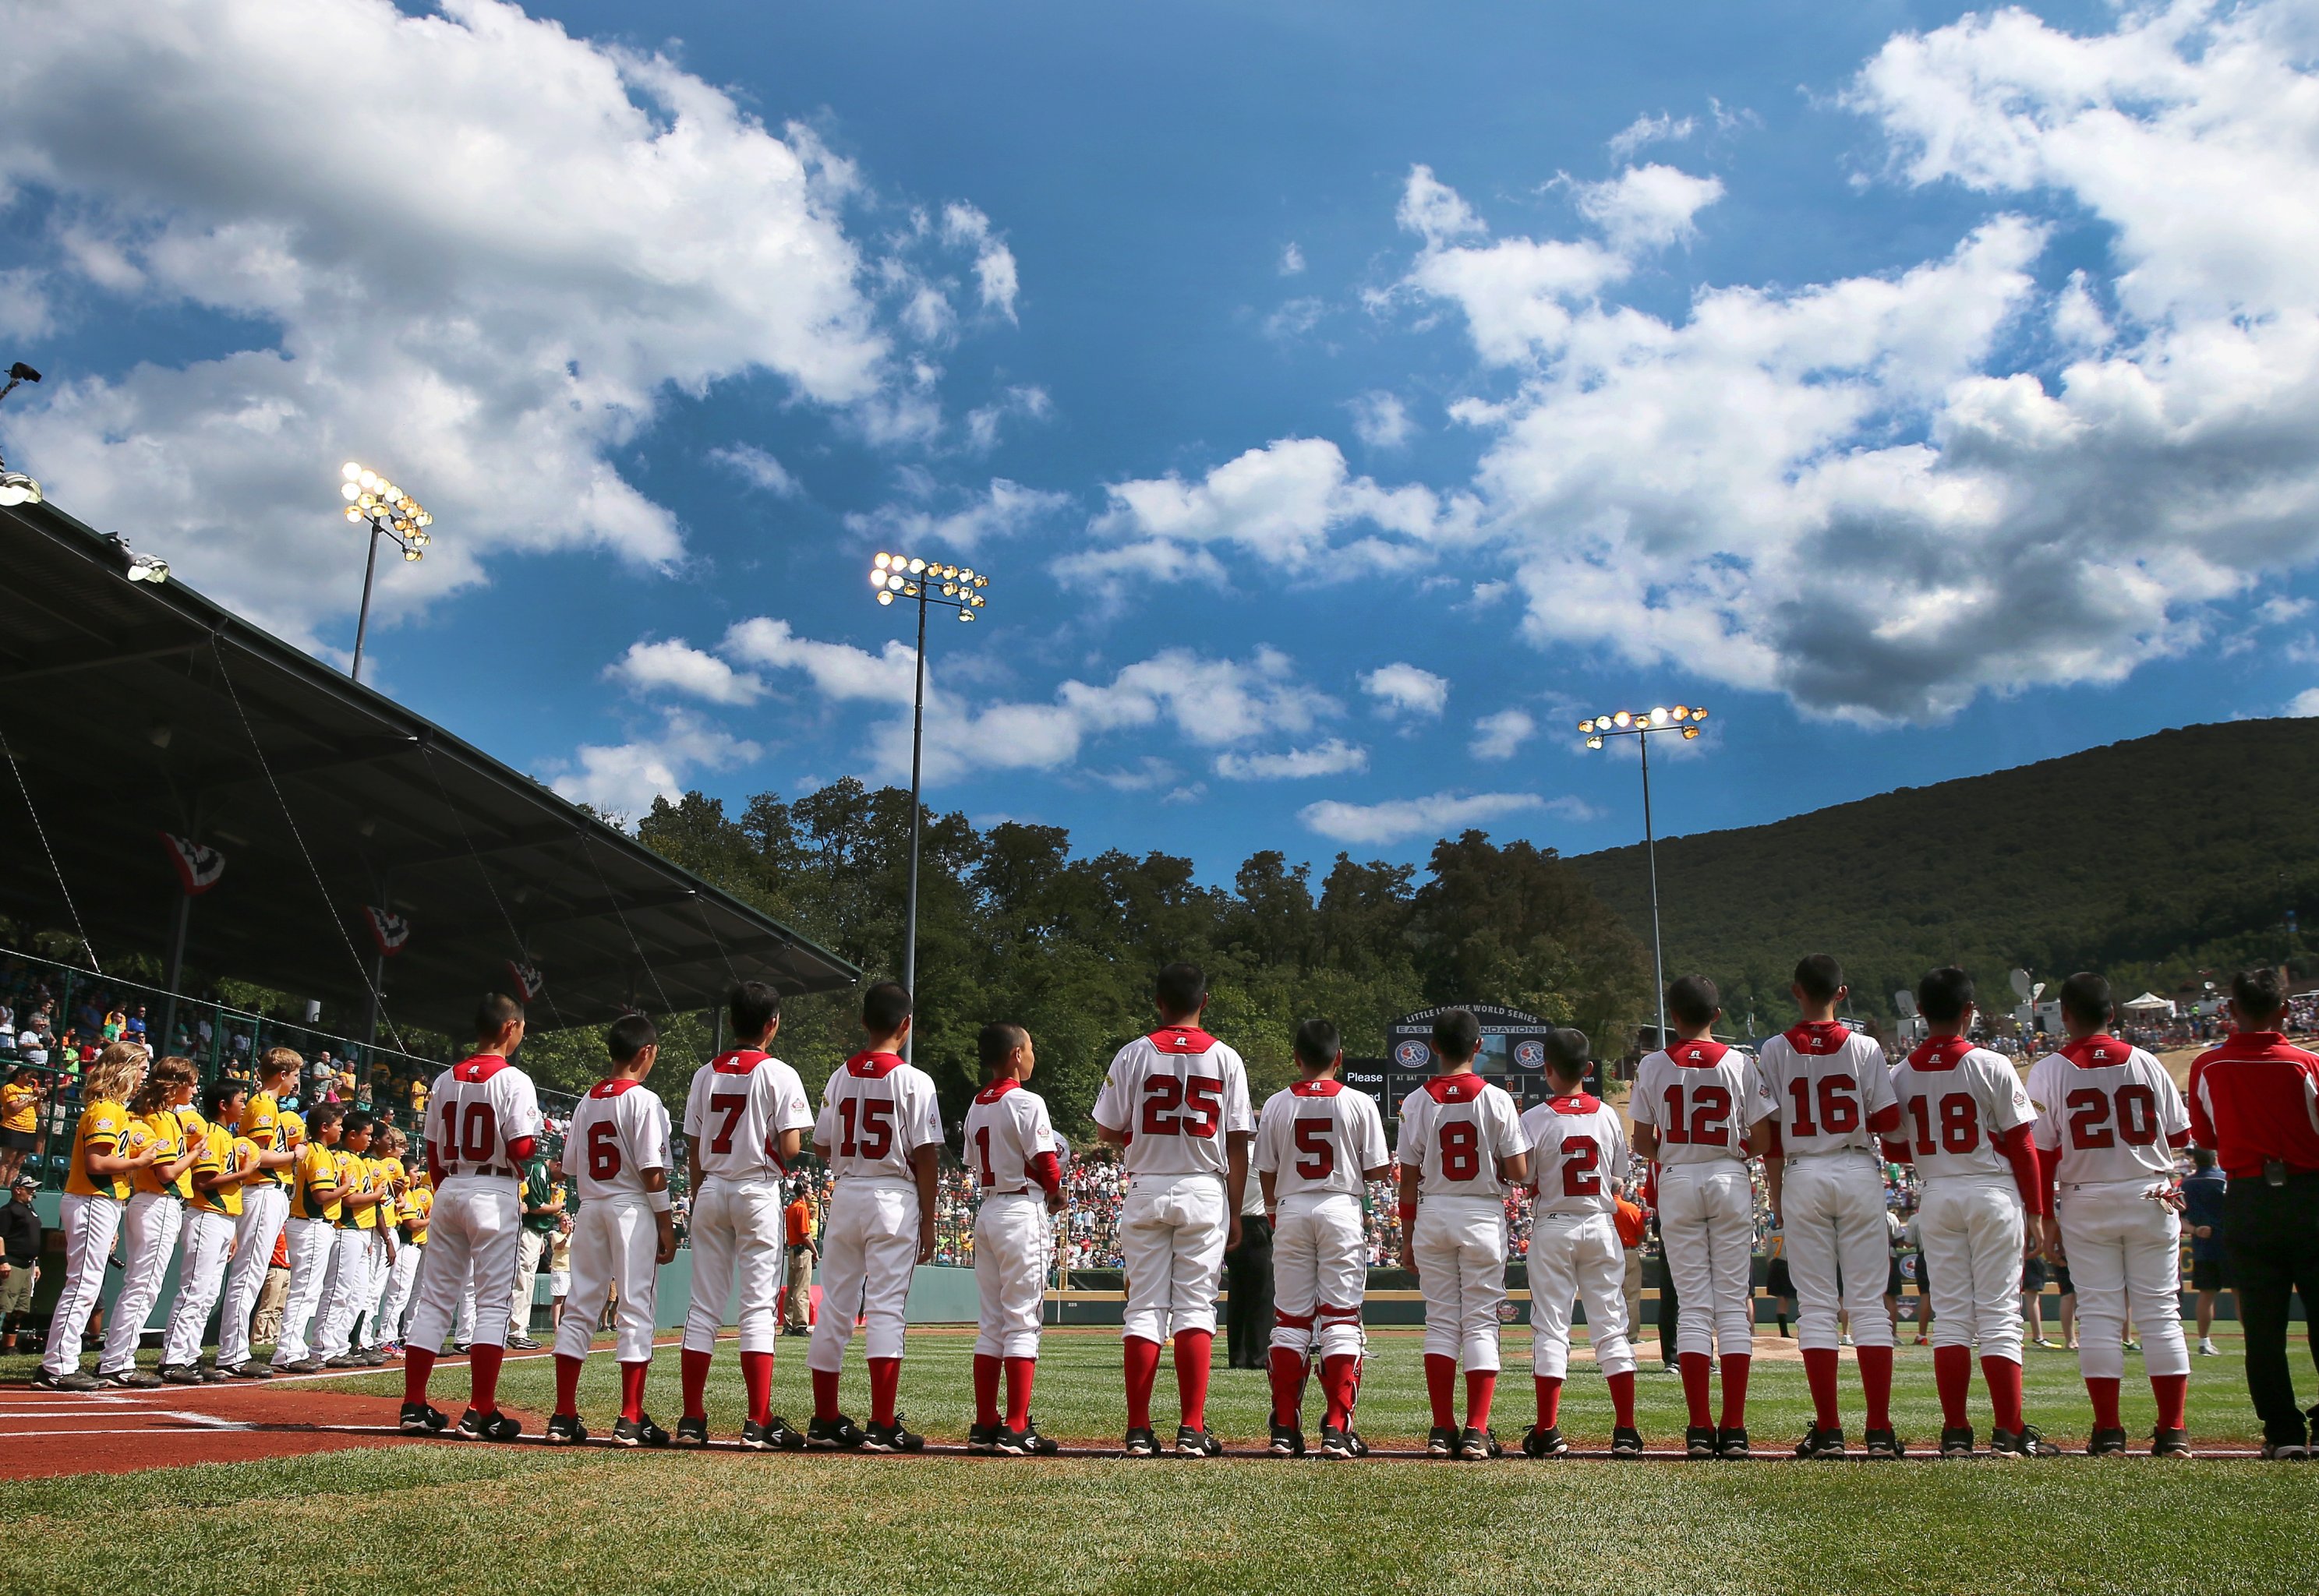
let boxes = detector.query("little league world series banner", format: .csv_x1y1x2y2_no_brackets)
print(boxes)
1345,1003,1576,1122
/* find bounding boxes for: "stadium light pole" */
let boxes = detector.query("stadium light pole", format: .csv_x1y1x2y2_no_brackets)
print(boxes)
1578,704,1710,1049
868,550,989,1062
337,461,433,684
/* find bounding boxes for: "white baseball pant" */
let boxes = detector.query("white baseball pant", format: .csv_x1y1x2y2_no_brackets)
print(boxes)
1119,1172,1227,1344
1528,1210,1636,1379
350,1233,389,1350
376,1241,422,1344
509,1227,547,1340
314,1227,375,1361
272,1216,338,1367
973,1192,1049,1361
454,1276,475,1346
216,1183,287,1367
1782,1151,1896,1351
555,1194,659,1365
2057,1178,2190,1381
161,1207,236,1367
1919,1174,2026,1363
1414,1194,1508,1372
1657,1161,1756,1360
682,1174,785,1356
403,1178,521,1353
809,1178,920,1371
1270,1193,1367,1362
39,1192,122,1379
98,1191,183,1375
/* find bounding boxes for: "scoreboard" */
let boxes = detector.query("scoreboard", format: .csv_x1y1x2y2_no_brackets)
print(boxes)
1343,1002,1602,1125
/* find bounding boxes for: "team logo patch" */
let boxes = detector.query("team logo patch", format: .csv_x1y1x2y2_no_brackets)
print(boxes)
1394,1040,1430,1068
1514,1039,1546,1070
1495,1300,1519,1322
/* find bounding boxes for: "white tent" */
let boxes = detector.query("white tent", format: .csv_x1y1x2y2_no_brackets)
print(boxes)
2120,991,2176,1019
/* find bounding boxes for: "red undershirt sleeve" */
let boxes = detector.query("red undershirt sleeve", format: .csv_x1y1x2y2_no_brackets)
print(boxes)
1027,1151,1062,1196
505,1134,538,1166
2165,1128,2192,1150
1995,1124,2044,1215
427,1149,444,1187
1879,1136,1913,1164
1866,1103,1901,1136
1762,1121,1783,1156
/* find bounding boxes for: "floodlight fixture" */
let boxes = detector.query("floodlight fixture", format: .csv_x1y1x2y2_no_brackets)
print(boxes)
338,460,434,683
1580,701,1716,1045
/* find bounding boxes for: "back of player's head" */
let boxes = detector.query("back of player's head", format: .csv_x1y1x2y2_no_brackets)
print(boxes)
260,1046,302,1080
977,1022,1027,1072
474,991,524,1041
1431,1008,1481,1061
606,1013,657,1065
726,980,781,1039
2232,966,2288,1023
1543,1027,1590,1083
151,1054,198,1089
10,1066,32,1083
1154,962,1207,1020
203,1079,244,1120
2190,1146,2217,1170
308,1102,346,1131
1292,1018,1342,1071
1917,966,1974,1025
2058,972,2111,1028
1791,954,1844,1004
1665,976,1720,1030
341,1110,373,1137
861,980,913,1036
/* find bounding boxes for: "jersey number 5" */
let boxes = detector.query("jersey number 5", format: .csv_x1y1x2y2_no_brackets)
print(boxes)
1292,1117,1335,1180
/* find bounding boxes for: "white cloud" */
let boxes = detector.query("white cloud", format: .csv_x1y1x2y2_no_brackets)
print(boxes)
720,617,920,706
1469,708,1536,760
845,476,1070,551
1571,164,1724,253
1213,739,1368,780
1397,164,1487,246
2259,596,2314,626
1348,390,1415,450
1280,242,1307,277
1608,111,1697,160
1360,662,1450,720
707,443,801,498
963,384,1052,453
2289,689,2319,718
1264,297,1324,341
606,638,765,706
941,202,1020,320
1298,789,1547,846
548,710,760,820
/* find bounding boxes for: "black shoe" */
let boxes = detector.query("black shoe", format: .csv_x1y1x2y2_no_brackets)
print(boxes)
2087,1425,2130,1457
613,1414,670,1448
1175,1423,1223,1457
456,1407,522,1443
807,1414,865,1450
360,1348,388,1367
158,1363,203,1386
1522,1423,1568,1458
1426,1425,1458,1458
1863,1428,1904,1458
1610,1425,1645,1457
545,1413,588,1445
746,1416,808,1452
504,1335,539,1351
996,1420,1059,1457
197,1364,234,1383
1939,1426,1976,1457
1793,1425,1846,1459
97,1369,163,1389
1685,1425,1718,1459
1267,1421,1304,1457
1122,1425,1161,1457
1318,1425,1356,1459
274,1359,321,1375
967,1422,1000,1454
1716,1427,1749,1459
1458,1426,1501,1461
862,1415,924,1453
324,1354,365,1368
1346,1429,1370,1457
30,1369,99,1392
2151,1427,2193,1457
227,1360,274,1379
1989,1424,2051,1457
2260,1435,2308,1460
398,1401,448,1434
673,1414,710,1448
451,1342,471,1354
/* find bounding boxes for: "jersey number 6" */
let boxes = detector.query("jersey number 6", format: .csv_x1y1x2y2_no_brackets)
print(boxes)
586,1119,622,1181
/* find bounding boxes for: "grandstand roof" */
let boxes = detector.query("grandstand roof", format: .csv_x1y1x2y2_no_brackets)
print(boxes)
0,498,859,1033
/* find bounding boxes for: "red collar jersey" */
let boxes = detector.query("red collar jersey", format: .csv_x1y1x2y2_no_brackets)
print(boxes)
1520,1092,1630,1218
1631,1040,1777,1167
2025,1035,2189,1186
430,1054,542,1182
684,1050,811,1181
1091,1027,1257,1179
1253,1077,1388,1203
815,1052,943,1184
1395,1073,1529,1201
570,1077,673,1202
963,1077,1057,1196
1755,1022,1899,1158
2187,1031,2319,1180
1888,1039,2035,1181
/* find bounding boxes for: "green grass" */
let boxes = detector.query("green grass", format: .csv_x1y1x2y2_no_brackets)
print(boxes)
9,1331,2314,1594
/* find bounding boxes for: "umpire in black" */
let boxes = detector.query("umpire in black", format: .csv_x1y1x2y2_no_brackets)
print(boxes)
1224,1172,1274,1368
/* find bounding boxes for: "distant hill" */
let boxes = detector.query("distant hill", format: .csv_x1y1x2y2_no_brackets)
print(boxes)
1565,718,2317,1031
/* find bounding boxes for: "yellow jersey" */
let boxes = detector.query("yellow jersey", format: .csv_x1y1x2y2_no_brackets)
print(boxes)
0,1082,37,1134
271,1108,305,1188
332,1148,365,1227
404,1185,433,1245
64,1098,132,1200
348,1152,384,1230
189,1126,253,1217
292,1141,342,1222
126,1108,190,1199
166,1107,210,1200
241,1091,282,1185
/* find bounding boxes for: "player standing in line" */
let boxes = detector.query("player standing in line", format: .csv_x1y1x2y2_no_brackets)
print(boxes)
962,1021,1064,1456
273,1103,347,1374
33,1043,161,1390
1518,1027,1642,1459
550,1014,677,1446
1629,977,1776,1459
1755,955,1905,1458
677,981,815,1449
398,994,544,1442
319,1113,391,1367
97,1056,206,1387
2026,973,2194,1456
1398,1008,1530,1461
1884,967,2052,1457
363,1128,415,1361
158,1079,259,1383
381,1171,432,1354
1253,1017,1388,1460
808,981,944,1452
218,1050,305,1379
1093,962,1257,1457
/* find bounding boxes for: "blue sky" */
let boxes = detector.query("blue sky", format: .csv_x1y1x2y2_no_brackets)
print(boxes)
5,0,2318,881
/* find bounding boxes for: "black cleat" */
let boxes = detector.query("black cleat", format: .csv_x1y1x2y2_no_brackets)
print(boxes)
456,1407,522,1443
1939,1425,1976,1458
1458,1426,1501,1461
673,1414,710,1446
1122,1425,1161,1457
545,1412,588,1446
30,1369,100,1392
1989,1424,2052,1457
807,1413,865,1450
2087,1426,2130,1457
97,1369,163,1389
2261,1435,2307,1460
2151,1427,2193,1457
967,1422,999,1454
1794,1425,1846,1458
1863,1428,1904,1458
742,1417,805,1452
324,1354,366,1369
1521,1424,1568,1458
996,1420,1059,1457
1267,1421,1305,1457
158,1363,203,1386
1610,1425,1646,1457
862,1414,924,1453
227,1360,274,1380
197,1363,233,1384
1426,1425,1458,1458
1175,1423,1223,1457
612,1413,670,1448
1716,1426,1750,1460
1317,1425,1356,1459
274,1359,321,1375
1345,1430,1370,1457
1685,1425,1719,1459
399,1401,448,1434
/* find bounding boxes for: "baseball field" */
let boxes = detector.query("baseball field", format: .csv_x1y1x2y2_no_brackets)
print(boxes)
6,1327,2309,1594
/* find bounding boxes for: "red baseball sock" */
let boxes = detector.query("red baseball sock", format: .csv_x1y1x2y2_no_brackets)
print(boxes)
1424,1353,1458,1430
868,1356,901,1427
1801,1346,1840,1429
811,1367,841,1422
1607,1368,1637,1429
1267,1347,1306,1426
2151,1372,2187,1432
1173,1329,1213,1430
1534,1375,1562,1429
2086,1375,2123,1431
1123,1336,1161,1431
1678,1351,1713,1428
553,1354,584,1417
1717,1353,1750,1431
1932,1345,1971,1428
469,1344,504,1416
1320,1354,1359,1431
402,1346,436,1407
680,1347,712,1421
1465,1368,1496,1431
973,1354,1002,1428
740,1350,773,1427
1004,1356,1036,1429
1981,1354,2024,1432
1856,1344,1894,1432
618,1360,648,1422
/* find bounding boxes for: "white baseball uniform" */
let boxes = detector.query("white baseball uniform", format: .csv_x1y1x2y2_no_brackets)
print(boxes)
1758,1022,1901,1353
680,1049,813,1357
162,1126,243,1369
1631,1040,1776,1360
1521,1091,1636,1381
1092,1026,1257,1344
1888,1038,2036,1362
559,1076,674,1366
1398,1074,1529,1373
98,1115,189,1378
808,1051,944,1372
963,1079,1059,1361
2026,1035,2192,1383
1256,1079,1388,1363
215,1094,291,1370
404,1054,543,1354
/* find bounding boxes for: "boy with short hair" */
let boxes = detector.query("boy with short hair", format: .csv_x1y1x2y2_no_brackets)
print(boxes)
273,1103,347,1374
962,1021,1064,1457
158,1079,260,1382
1397,1008,1530,1460
318,1111,390,1367
808,980,944,1453
1254,1017,1390,1460
1628,976,1777,1458
218,1049,306,1378
1519,1027,1642,1458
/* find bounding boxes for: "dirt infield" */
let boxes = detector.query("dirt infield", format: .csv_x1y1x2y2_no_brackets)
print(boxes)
0,1378,464,1479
